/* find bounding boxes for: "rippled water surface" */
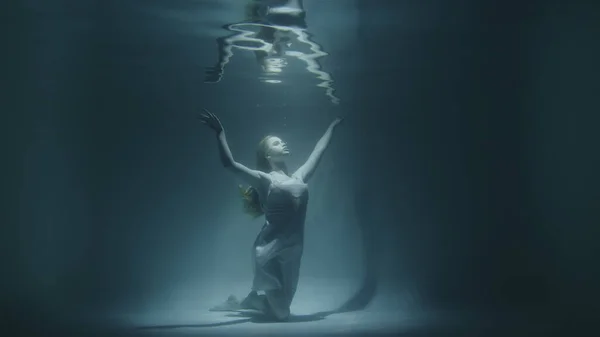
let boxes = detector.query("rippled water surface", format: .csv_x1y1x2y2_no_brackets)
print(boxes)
103,0,362,106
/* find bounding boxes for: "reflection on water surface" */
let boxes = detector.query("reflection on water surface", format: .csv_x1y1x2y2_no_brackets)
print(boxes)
205,0,339,104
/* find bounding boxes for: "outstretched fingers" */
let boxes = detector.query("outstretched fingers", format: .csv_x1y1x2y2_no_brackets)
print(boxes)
211,112,222,124
207,111,217,121
200,109,218,122
198,108,223,132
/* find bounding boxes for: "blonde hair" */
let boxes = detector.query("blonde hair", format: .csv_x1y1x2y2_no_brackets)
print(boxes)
239,184,263,218
239,135,288,218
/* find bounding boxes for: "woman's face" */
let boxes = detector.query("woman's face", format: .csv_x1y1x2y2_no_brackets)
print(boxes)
265,136,289,161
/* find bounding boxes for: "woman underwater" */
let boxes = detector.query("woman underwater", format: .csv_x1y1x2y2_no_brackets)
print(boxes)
199,109,342,321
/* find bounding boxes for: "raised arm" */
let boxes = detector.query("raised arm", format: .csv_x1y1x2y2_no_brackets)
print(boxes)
293,117,343,182
199,109,267,187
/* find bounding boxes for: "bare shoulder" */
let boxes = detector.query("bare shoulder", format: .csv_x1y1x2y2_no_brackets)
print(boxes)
290,172,306,184
253,172,272,199
257,171,273,186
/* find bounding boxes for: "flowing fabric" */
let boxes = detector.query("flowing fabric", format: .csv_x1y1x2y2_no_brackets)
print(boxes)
251,172,308,320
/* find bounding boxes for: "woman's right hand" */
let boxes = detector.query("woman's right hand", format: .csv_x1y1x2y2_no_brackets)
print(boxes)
199,108,224,134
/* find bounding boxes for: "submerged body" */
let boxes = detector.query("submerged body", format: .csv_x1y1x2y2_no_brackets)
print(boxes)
199,108,342,321
251,171,309,319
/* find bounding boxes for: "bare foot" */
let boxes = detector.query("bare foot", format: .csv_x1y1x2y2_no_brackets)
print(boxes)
209,295,242,312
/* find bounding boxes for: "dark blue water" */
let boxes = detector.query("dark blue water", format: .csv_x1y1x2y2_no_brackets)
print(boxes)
4,0,600,336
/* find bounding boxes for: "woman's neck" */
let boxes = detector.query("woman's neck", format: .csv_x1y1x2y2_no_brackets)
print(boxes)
269,161,287,175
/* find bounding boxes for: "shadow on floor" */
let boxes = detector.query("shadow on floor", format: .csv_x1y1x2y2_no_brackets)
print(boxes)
226,309,330,323
136,318,252,329
137,194,379,331
136,272,377,330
